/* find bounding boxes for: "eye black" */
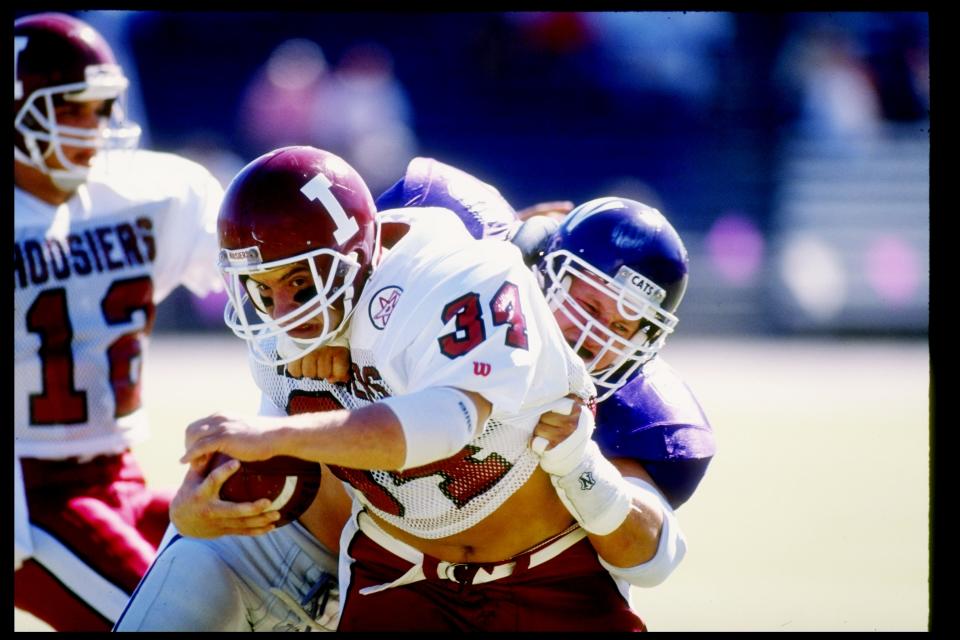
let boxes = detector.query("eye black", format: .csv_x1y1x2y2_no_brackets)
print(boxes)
293,286,317,304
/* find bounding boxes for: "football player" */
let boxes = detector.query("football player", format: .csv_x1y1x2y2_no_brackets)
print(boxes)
201,146,685,630
512,197,715,511
116,154,712,631
376,166,716,607
113,156,527,632
374,158,715,511
13,12,226,631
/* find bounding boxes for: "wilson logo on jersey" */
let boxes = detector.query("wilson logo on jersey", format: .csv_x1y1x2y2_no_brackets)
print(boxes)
369,285,402,330
473,361,491,376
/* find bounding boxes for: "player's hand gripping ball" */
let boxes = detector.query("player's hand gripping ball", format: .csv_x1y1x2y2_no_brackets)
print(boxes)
210,453,323,526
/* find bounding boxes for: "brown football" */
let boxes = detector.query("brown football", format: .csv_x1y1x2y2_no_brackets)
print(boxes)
210,453,323,526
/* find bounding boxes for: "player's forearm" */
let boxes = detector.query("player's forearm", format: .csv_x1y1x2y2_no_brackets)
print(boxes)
583,457,666,566
585,490,665,567
590,461,687,587
277,388,489,471
539,436,686,584
272,403,407,470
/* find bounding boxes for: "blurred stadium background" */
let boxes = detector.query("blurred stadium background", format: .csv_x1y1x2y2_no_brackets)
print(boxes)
14,10,931,631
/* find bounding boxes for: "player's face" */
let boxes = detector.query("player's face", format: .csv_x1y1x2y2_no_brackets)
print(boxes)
45,99,111,170
243,261,342,340
554,277,642,371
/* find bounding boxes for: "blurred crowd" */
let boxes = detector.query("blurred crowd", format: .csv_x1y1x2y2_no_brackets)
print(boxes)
64,10,928,334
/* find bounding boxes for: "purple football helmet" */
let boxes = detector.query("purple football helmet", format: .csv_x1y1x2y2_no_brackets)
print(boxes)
218,146,379,365
538,197,689,401
14,13,140,189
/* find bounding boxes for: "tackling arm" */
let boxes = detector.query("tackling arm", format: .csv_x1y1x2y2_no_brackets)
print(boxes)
533,401,686,587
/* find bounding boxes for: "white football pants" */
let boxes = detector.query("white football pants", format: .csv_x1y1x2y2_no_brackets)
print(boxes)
113,520,339,631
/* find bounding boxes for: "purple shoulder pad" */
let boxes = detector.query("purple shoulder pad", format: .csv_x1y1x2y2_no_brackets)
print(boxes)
594,357,716,508
375,157,517,239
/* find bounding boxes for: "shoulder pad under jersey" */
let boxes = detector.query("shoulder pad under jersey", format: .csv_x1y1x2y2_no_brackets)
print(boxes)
594,357,716,508
375,157,516,239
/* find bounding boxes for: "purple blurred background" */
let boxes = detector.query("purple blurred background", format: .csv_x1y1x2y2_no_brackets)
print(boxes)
31,10,930,337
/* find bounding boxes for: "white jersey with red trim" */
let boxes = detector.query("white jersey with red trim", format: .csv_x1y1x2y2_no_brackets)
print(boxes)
14,149,224,459
334,206,594,538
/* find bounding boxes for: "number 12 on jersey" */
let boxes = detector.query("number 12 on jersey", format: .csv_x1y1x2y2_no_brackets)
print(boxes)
26,277,155,425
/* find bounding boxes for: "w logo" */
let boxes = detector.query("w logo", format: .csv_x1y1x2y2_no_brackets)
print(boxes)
473,361,491,377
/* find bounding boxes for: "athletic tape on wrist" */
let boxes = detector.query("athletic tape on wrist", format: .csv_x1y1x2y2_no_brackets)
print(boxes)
380,387,479,470
535,401,595,476
551,441,633,536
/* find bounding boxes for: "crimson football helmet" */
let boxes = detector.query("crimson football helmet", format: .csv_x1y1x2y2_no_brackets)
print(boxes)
14,13,140,190
218,146,379,365
538,197,689,401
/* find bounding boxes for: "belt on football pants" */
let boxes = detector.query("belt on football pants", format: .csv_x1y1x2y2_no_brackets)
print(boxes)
355,510,587,594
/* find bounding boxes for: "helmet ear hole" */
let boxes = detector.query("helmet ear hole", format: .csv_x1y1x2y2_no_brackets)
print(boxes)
634,321,663,347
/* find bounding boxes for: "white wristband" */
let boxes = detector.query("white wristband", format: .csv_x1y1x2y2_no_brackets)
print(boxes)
380,387,479,470
534,399,595,475
550,441,633,536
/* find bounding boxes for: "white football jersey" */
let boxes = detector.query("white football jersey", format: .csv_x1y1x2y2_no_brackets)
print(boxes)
316,207,594,538
14,150,224,459
247,208,592,538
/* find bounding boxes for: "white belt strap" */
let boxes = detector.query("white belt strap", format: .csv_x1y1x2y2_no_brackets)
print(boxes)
355,511,587,594
355,513,425,595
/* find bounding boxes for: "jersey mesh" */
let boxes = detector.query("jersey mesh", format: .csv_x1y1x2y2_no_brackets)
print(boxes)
14,152,222,459
14,219,153,456
249,342,594,540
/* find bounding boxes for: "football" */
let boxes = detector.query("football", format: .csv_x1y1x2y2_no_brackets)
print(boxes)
210,453,323,526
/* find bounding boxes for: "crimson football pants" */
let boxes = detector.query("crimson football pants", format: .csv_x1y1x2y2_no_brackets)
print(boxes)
339,530,647,632
14,452,172,631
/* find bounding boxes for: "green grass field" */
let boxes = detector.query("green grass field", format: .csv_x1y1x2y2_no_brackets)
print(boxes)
15,333,930,631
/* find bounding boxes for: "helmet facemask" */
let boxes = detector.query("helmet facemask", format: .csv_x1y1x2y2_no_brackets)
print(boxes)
220,246,362,366
14,63,141,191
542,249,679,401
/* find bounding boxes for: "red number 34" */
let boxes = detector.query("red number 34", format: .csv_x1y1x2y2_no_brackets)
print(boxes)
437,281,528,358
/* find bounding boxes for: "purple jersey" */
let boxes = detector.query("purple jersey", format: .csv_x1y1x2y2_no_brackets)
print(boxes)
593,357,715,509
375,157,517,240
